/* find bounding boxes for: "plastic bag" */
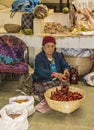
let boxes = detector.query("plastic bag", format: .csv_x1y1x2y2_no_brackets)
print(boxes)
0,104,29,130
10,0,40,18
61,48,93,57
84,72,94,86
11,0,40,12
9,95,35,116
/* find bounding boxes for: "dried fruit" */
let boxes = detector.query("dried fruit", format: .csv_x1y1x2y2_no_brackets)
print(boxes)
50,86,83,101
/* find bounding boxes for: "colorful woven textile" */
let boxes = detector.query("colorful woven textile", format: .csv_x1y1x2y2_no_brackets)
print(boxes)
0,35,28,74
0,62,28,74
0,35,27,50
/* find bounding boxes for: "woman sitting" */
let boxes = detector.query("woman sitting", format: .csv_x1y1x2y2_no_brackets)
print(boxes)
32,36,70,100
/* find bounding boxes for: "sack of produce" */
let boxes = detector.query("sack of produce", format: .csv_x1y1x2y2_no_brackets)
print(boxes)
0,104,28,130
84,72,94,86
9,95,35,116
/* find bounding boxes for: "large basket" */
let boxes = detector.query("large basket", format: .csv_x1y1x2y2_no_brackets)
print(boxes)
64,55,93,75
4,24,21,33
44,86,86,114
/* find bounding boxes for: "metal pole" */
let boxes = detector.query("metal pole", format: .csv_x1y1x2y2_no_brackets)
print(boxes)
67,0,70,8
59,0,63,12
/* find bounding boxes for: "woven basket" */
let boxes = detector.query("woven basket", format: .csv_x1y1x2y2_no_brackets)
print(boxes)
64,55,93,75
44,86,86,114
4,24,21,33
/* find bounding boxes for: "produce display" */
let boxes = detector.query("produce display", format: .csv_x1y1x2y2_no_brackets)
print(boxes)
22,28,33,35
44,22,71,34
62,7,69,14
77,8,94,31
8,114,21,119
72,25,89,33
45,86,86,113
34,4,48,19
50,86,83,101
43,7,94,35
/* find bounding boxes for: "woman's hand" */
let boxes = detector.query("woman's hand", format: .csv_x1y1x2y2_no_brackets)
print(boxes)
55,73,66,81
64,69,70,78
52,71,69,81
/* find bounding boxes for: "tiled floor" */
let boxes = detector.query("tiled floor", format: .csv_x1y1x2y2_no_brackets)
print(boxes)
0,80,94,130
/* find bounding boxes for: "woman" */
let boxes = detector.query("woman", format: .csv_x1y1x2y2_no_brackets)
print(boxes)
32,36,70,100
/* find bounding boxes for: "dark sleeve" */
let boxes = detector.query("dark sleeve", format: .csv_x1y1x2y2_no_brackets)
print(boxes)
35,54,52,80
59,53,70,72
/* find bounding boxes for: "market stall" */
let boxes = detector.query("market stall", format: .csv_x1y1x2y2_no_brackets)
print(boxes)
0,0,94,75
0,1,94,130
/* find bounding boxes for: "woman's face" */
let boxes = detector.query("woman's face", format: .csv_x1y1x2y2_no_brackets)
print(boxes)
43,42,56,56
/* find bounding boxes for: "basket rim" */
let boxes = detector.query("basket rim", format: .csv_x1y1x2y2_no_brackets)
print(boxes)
64,54,91,58
4,23,21,26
